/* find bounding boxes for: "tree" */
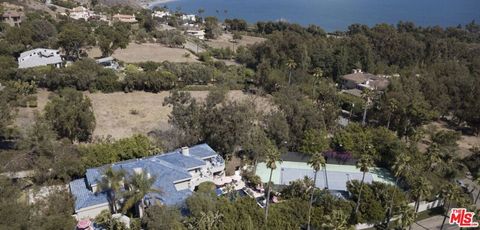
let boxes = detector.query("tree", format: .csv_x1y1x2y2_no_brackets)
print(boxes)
354,154,374,214
0,91,13,140
299,129,329,156
204,17,222,39
98,167,126,214
57,23,90,59
96,23,130,57
142,205,184,230
95,210,128,230
396,203,416,230
264,139,281,224
312,67,324,97
361,88,373,126
122,171,161,217
286,58,297,85
307,153,326,230
439,183,461,230
44,88,95,142
411,177,432,214
387,152,412,227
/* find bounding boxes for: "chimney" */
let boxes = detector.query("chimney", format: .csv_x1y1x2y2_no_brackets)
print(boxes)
181,147,190,156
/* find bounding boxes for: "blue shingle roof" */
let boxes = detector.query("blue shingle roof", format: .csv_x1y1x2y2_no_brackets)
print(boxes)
188,144,217,159
69,178,109,211
280,167,374,191
72,144,221,212
157,152,205,169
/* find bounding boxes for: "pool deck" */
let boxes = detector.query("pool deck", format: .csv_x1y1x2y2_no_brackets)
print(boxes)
256,161,395,186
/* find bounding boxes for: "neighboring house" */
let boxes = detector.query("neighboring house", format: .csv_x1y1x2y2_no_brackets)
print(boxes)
340,69,390,92
96,57,120,70
69,6,92,20
69,144,225,220
18,48,63,69
181,14,196,22
152,10,171,18
186,30,205,40
112,14,137,23
0,2,23,27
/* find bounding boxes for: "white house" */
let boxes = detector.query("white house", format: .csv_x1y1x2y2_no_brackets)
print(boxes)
181,14,196,22
18,48,63,69
69,6,92,21
152,10,171,18
186,30,205,40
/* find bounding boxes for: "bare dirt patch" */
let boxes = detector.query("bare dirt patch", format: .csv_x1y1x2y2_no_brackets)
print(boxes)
206,33,266,50
87,43,199,63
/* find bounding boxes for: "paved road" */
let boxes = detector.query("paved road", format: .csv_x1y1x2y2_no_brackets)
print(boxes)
412,215,459,230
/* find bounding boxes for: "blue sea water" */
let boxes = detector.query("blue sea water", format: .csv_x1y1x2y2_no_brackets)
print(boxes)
153,0,480,32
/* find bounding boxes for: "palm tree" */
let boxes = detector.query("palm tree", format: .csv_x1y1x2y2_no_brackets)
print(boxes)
440,183,461,230
386,99,398,129
98,167,126,213
321,210,352,230
307,153,326,230
361,88,373,126
426,143,442,172
411,177,432,215
354,154,374,214
122,171,161,217
312,67,324,97
286,59,297,85
264,140,281,224
386,153,411,227
396,203,416,230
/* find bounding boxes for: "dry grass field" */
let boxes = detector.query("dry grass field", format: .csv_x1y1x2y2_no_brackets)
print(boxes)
87,43,200,63
15,90,272,140
206,33,266,50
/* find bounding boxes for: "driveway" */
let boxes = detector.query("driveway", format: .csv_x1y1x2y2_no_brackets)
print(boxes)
412,215,459,230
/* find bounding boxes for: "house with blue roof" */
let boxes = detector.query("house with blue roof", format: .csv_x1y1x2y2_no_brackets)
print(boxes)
69,144,225,220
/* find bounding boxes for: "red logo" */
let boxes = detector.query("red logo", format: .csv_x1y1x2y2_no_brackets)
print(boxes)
449,208,479,228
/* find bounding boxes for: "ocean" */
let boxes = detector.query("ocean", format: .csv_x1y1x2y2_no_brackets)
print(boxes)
152,0,480,32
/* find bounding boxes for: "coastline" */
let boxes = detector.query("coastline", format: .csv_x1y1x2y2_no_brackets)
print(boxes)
140,0,177,9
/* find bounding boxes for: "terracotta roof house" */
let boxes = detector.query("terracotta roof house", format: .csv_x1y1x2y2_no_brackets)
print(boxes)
0,2,24,27
112,14,137,23
69,144,225,220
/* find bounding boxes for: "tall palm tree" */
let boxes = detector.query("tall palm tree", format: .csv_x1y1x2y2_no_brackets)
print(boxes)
286,59,297,85
397,203,416,230
354,154,374,214
122,171,161,217
440,183,461,230
312,67,324,97
386,98,398,129
426,143,442,172
307,153,326,230
98,167,126,214
411,177,432,215
264,140,281,224
386,153,411,227
361,88,373,126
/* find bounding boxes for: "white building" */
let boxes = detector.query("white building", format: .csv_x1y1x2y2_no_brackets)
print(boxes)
181,14,196,22
18,48,63,69
69,6,92,21
186,30,205,40
152,10,171,18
